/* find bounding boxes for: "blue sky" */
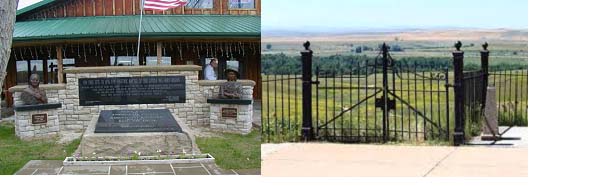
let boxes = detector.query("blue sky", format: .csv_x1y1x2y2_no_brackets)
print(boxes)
19,0,527,31
262,0,528,31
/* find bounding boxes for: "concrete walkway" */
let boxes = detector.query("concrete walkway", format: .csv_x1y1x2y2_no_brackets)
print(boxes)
262,132,528,177
15,160,259,175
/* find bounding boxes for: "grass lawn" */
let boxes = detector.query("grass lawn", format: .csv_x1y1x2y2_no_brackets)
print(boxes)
0,121,80,175
196,130,260,170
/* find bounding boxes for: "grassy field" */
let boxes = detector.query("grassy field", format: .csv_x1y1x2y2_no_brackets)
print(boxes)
0,121,80,175
262,69,527,143
195,130,260,170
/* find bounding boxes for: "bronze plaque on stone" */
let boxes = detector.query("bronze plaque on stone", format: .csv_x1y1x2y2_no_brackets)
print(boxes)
32,114,48,124
222,108,238,118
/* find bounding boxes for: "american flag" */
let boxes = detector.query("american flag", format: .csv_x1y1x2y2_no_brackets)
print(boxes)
144,0,188,11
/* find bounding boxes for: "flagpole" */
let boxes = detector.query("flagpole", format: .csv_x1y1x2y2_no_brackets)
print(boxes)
136,0,145,65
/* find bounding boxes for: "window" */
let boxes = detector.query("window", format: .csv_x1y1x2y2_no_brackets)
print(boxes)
63,58,75,68
30,60,44,81
62,59,75,84
186,0,213,9
229,0,255,9
226,60,239,71
16,60,51,85
226,60,242,79
110,56,139,66
16,60,29,85
47,60,59,84
145,56,172,66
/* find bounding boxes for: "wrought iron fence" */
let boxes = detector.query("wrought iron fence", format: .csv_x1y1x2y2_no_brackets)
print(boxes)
489,69,528,127
261,73,303,142
262,41,528,145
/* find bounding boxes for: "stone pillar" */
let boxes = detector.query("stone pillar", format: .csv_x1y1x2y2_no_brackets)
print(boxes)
482,87,499,140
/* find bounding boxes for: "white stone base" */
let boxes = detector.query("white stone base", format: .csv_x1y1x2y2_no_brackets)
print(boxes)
483,87,499,137
14,109,60,140
78,115,200,157
209,103,253,134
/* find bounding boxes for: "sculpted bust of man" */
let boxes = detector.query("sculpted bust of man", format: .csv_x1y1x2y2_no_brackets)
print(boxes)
20,74,48,105
219,69,242,99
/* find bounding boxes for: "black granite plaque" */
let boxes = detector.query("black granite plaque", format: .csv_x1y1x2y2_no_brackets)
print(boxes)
94,109,182,133
79,76,186,106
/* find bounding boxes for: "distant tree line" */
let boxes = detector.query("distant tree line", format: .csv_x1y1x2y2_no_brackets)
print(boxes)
353,44,403,53
262,53,527,75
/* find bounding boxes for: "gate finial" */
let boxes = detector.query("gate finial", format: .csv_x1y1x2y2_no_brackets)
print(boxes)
454,41,462,51
303,41,311,50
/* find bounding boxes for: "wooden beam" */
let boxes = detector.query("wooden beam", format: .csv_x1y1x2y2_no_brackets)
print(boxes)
83,0,86,16
56,46,64,84
157,42,162,65
13,38,260,48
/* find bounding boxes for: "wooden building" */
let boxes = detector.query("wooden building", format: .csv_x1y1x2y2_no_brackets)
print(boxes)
3,0,261,107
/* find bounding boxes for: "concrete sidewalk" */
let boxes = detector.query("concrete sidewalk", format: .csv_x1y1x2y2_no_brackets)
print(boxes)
15,160,259,175
261,143,527,177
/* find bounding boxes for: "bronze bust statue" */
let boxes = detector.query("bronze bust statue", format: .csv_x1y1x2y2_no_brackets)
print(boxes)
20,74,47,105
219,69,242,99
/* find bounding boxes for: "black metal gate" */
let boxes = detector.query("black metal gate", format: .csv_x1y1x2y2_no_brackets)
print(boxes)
306,43,451,143
262,41,505,145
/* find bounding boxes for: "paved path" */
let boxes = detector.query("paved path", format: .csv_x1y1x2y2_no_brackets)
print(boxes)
262,128,528,177
15,160,259,175
262,143,527,177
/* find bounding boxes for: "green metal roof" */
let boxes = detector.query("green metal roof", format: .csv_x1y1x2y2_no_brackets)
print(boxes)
13,15,260,42
17,0,57,16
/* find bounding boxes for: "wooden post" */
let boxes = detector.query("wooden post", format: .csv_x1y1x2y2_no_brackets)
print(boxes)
157,42,162,65
56,46,64,84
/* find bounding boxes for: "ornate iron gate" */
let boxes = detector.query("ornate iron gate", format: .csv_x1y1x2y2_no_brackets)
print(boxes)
307,43,451,143
263,41,502,145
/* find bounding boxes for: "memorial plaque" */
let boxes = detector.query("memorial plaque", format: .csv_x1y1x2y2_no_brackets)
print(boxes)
79,76,186,106
94,109,182,133
222,108,238,118
32,114,48,124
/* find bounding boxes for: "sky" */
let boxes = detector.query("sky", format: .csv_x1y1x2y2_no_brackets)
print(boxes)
18,0,42,10
19,0,528,31
262,0,528,31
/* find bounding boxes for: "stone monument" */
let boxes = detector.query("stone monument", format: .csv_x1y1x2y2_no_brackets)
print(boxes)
79,109,199,157
207,69,253,134
10,74,62,139
482,87,499,140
